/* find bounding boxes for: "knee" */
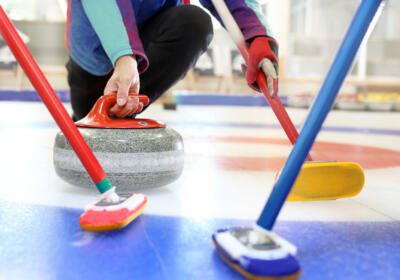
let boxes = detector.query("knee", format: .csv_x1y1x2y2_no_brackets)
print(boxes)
178,5,214,50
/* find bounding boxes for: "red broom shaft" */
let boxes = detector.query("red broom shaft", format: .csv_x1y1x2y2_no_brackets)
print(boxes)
256,72,299,145
257,70,312,161
239,48,312,161
0,6,107,184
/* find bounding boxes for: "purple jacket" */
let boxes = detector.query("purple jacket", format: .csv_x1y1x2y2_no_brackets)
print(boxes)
67,0,271,75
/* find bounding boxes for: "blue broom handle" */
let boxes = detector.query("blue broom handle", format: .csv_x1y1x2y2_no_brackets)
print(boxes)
257,0,383,230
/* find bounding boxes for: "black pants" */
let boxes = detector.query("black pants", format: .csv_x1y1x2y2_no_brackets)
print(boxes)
67,5,213,120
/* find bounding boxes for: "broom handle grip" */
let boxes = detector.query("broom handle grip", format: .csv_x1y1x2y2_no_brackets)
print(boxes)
0,6,112,193
209,0,310,160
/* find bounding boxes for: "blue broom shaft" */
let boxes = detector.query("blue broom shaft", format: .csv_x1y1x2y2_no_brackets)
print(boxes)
257,0,383,230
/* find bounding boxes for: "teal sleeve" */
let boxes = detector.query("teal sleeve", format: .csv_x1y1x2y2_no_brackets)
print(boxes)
199,0,273,41
244,0,274,37
81,0,148,72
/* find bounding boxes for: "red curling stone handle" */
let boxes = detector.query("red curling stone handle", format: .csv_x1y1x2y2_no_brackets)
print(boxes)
97,93,150,119
76,93,165,129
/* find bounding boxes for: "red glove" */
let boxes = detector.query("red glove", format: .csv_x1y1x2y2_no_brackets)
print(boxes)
245,36,279,95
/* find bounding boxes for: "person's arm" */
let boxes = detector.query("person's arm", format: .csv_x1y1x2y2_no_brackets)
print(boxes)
200,0,278,95
199,0,273,42
82,0,147,117
81,0,148,73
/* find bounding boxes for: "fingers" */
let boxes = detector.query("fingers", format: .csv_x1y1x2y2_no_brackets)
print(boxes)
109,94,144,117
260,58,278,79
104,55,143,118
267,76,274,96
131,76,140,95
118,77,141,117
137,102,144,113
104,79,118,95
116,78,130,106
245,57,279,96
105,78,120,114
245,60,258,85
260,58,278,96
117,96,140,118
108,76,142,117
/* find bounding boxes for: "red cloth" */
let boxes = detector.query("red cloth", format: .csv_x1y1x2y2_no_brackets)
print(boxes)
245,37,278,87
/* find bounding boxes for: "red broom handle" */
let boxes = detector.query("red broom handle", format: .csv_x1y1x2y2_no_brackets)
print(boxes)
0,6,108,186
210,0,312,161
254,61,300,145
246,50,312,160
242,49,312,161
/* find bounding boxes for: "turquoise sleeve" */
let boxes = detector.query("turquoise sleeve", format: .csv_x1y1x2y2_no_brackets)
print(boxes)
244,0,274,36
200,0,273,41
81,0,148,72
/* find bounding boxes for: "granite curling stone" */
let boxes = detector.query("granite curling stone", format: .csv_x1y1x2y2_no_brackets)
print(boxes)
53,94,184,194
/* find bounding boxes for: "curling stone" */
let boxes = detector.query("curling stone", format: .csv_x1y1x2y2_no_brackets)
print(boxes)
53,94,184,194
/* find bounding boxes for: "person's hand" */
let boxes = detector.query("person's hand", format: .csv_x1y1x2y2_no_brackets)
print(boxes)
246,36,279,96
104,55,142,117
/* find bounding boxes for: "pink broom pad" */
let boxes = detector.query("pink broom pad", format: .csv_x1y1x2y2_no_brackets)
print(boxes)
79,192,147,232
